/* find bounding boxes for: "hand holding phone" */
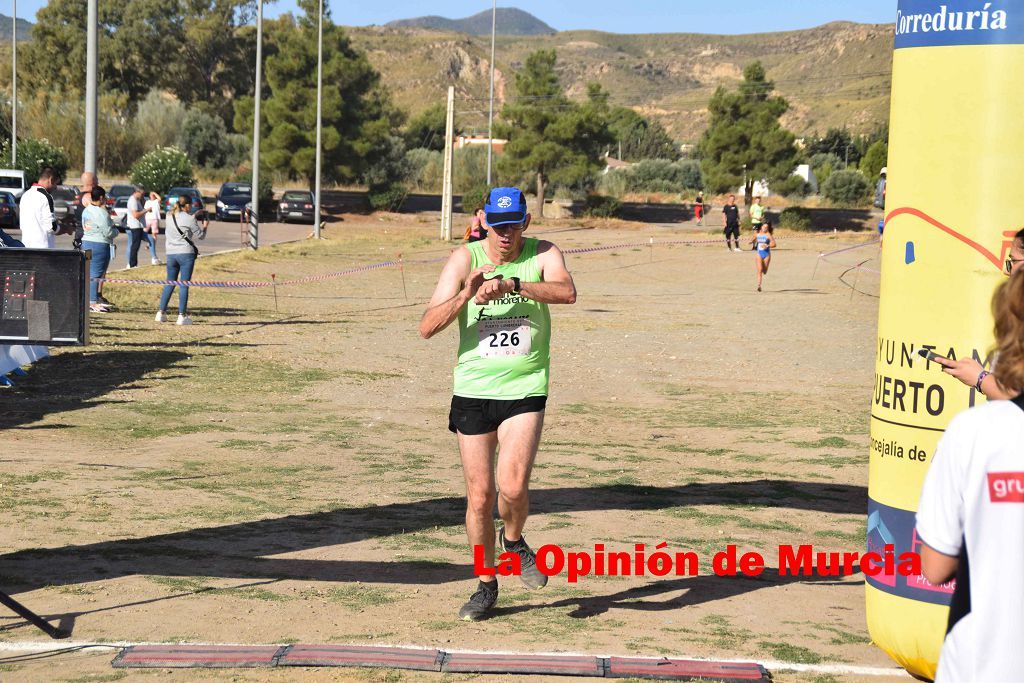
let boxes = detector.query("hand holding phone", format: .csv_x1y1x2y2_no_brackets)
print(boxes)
917,348,951,364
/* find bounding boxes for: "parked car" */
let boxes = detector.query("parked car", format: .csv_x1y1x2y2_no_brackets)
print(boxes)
52,185,78,221
107,184,135,208
163,187,204,217
0,169,27,198
111,195,129,231
276,190,315,224
0,190,17,229
215,182,252,221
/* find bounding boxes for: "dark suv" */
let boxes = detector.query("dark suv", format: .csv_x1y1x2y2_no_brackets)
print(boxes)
215,182,253,221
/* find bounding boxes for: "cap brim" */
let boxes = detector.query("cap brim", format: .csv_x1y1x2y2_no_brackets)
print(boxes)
486,212,526,227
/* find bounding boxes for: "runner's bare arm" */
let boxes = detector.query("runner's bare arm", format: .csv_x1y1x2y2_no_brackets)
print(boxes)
527,241,576,304
419,248,494,339
919,542,958,585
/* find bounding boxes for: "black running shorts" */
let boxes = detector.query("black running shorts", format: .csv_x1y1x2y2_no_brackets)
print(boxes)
448,395,548,435
724,224,740,239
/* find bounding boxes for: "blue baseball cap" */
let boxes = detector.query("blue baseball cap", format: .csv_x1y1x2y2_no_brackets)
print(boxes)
484,187,527,227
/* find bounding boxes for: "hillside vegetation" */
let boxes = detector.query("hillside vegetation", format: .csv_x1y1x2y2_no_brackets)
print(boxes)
349,21,894,142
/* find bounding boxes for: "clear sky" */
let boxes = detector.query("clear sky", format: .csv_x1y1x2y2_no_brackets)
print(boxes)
12,0,897,34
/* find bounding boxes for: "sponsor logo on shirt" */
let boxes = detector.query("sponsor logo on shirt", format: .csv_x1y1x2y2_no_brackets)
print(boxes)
988,472,1024,502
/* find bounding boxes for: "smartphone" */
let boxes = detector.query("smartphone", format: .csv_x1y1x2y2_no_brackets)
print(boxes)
917,348,950,363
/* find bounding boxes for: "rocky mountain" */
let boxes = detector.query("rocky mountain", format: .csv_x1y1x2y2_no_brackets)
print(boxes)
349,21,894,143
386,8,556,36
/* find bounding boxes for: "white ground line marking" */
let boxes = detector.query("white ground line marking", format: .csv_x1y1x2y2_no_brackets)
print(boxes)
0,640,912,677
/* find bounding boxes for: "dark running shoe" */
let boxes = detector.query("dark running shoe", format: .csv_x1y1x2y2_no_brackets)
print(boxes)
458,582,498,621
499,528,548,589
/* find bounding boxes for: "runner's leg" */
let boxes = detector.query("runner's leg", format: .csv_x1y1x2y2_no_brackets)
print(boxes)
495,410,545,541
458,430,499,581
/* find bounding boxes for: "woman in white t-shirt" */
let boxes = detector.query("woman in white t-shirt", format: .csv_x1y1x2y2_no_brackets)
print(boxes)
143,191,162,265
917,268,1024,681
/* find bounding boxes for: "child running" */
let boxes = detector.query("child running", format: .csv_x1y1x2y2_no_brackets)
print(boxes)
751,221,776,292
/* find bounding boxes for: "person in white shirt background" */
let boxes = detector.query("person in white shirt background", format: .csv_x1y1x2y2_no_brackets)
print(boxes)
18,167,62,249
917,268,1024,682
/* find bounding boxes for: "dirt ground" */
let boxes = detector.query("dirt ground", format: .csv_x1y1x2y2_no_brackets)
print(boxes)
0,215,900,682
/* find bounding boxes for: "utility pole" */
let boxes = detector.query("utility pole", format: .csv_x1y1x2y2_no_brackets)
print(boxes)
485,0,496,186
10,0,15,165
440,86,455,241
313,0,323,239
249,0,263,250
84,0,97,173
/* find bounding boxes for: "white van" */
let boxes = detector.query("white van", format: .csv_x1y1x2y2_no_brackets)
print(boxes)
0,170,27,198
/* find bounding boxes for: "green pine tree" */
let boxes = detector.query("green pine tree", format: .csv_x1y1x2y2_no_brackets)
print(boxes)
495,50,613,217
699,62,798,205
234,0,404,189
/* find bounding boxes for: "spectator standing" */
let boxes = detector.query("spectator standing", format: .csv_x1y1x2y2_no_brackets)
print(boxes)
125,185,147,268
18,167,61,249
143,191,162,265
722,194,741,252
463,207,488,243
80,187,119,313
916,268,1024,681
693,191,705,226
156,196,206,326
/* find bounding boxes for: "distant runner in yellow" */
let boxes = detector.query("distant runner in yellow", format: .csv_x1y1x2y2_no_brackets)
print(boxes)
420,187,577,621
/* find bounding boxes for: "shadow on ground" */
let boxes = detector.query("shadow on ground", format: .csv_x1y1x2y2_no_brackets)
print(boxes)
0,349,189,430
0,481,865,593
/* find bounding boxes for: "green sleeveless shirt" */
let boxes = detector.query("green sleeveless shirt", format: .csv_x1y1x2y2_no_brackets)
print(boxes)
454,237,551,399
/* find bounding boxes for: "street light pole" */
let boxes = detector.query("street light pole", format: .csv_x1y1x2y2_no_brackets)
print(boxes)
313,0,323,239
485,0,496,186
249,0,263,250
84,0,97,173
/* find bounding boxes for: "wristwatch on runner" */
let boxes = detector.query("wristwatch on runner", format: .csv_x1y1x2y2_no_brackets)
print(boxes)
510,276,522,293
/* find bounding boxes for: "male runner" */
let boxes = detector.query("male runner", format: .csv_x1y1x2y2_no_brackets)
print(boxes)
420,187,577,621
749,195,765,231
723,194,741,252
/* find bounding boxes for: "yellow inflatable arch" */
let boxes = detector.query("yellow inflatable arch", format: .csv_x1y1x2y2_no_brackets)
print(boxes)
868,0,1024,678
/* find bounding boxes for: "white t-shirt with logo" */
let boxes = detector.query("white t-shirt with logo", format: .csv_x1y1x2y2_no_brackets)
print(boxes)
916,399,1024,682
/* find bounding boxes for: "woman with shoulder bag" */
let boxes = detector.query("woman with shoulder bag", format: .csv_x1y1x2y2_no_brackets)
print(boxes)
156,195,206,326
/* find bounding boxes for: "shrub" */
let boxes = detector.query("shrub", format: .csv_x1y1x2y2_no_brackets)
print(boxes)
453,146,488,193
135,91,187,149
583,194,622,218
822,169,871,206
625,159,702,193
367,183,407,212
809,152,844,191
779,206,813,231
859,140,888,180
129,147,195,195
774,174,811,198
459,185,489,214
0,138,70,184
404,148,444,191
598,170,629,197
178,108,232,168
